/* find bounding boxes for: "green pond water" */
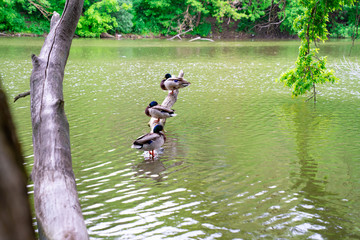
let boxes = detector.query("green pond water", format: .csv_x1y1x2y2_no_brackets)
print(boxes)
1,37,360,239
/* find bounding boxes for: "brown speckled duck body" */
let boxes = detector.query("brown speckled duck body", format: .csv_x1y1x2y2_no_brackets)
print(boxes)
145,101,176,122
131,125,166,158
160,73,191,93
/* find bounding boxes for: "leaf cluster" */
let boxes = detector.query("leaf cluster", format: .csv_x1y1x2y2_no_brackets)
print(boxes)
77,0,133,37
278,48,337,97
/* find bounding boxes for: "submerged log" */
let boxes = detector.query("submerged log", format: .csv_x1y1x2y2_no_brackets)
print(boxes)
148,70,184,131
168,29,193,40
0,87,35,240
189,37,214,42
100,32,115,38
29,0,88,239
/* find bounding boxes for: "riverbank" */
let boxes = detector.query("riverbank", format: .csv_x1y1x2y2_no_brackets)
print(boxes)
1,27,299,41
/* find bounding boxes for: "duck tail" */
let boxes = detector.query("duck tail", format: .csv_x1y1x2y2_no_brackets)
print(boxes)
131,144,142,149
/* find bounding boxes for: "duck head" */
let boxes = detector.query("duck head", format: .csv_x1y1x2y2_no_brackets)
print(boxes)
149,101,158,108
161,74,172,90
153,124,164,133
145,101,158,117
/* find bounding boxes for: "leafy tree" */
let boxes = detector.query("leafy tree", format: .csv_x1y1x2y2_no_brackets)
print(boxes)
234,0,281,34
0,0,25,32
0,0,51,34
76,0,134,37
279,0,306,35
77,0,119,37
278,0,355,102
328,2,360,38
112,0,133,34
132,0,246,36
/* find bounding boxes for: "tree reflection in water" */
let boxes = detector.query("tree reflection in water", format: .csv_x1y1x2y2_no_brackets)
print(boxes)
284,102,355,239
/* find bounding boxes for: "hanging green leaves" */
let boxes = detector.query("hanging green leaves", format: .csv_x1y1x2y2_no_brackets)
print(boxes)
278,0,355,101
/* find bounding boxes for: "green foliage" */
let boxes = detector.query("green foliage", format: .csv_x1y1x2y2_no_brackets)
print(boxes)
328,3,360,38
279,1,306,34
0,0,52,34
0,0,359,38
77,0,120,37
132,0,179,35
193,22,212,36
278,47,337,97
278,0,355,99
0,0,25,32
132,0,247,35
113,0,133,33
76,0,134,37
209,0,246,22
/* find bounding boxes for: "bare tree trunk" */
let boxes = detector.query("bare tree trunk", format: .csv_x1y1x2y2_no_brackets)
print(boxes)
29,0,88,239
0,86,35,240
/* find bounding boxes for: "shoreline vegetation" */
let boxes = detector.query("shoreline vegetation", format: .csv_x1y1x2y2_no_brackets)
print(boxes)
1,31,298,40
1,1,358,41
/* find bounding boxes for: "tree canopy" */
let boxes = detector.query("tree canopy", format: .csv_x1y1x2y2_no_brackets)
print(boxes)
0,0,359,38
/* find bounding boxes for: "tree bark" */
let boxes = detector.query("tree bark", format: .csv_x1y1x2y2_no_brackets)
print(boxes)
29,0,88,239
0,87,35,240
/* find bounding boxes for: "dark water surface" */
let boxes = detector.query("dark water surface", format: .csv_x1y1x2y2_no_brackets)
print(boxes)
1,38,360,239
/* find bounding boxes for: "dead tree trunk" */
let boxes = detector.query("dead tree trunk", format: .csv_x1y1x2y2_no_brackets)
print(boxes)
0,86,35,240
148,70,185,131
29,0,88,239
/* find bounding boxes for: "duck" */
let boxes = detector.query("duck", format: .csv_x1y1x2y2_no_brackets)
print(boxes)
145,101,176,122
131,124,166,158
160,73,191,93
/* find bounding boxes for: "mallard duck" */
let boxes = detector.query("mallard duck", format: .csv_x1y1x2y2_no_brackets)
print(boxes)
145,101,176,122
131,125,166,158
160,73,191,93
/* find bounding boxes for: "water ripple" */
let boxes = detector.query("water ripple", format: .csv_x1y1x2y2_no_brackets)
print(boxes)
2,38,360,239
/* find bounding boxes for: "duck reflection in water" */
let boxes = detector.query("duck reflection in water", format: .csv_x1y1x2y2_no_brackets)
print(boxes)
134,159,186,181
131,124,166,159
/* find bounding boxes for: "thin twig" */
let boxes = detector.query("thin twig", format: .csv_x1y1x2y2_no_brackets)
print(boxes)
189,37,214,42
305,94,314,102
350,1,360,56
28,0,51,20
168,28,193,40
14,91,30,102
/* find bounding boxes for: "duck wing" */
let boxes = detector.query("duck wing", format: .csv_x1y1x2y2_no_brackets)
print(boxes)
152,105,175,113
134,133,161,145
165,78,190,89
